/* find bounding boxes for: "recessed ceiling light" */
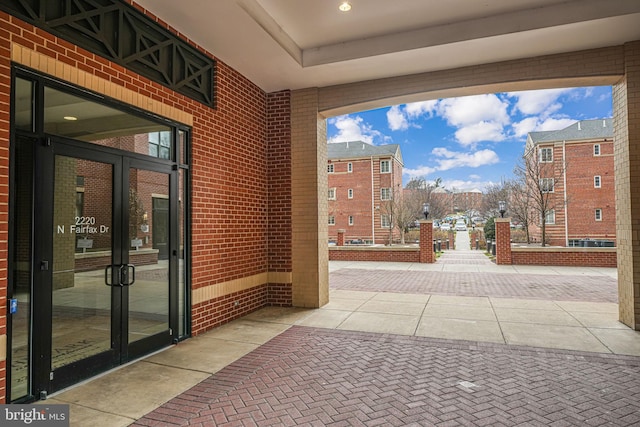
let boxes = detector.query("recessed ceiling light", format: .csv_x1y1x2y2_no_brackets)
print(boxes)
63,116,78,121
339,1,351,12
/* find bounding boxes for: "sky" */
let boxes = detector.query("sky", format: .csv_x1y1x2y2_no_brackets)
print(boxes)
326,86,613,191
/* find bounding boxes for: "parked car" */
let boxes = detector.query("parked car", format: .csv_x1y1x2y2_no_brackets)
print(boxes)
440,223,451,231
455,221,467,231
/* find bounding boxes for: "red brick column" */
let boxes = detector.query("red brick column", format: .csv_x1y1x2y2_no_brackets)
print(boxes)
495,218,512,265
337,229,345,246
419,220,435,263
448,231,455,250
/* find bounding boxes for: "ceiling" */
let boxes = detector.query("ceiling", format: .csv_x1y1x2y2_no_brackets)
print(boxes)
134,0,640,93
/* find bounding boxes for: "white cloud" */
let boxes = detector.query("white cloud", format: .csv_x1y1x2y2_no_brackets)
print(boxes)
512,117,541,138
432,148,500,170
403,165,438,178
512,116,576,137
536,117,576,131
387,105,409,131
386,100,437,131
437,94,510,127
507,88,572,116
434,94,510,146
455,121,506,146
403,148,499,179
328,115,382,144
441,179,494,192
405,100,438,118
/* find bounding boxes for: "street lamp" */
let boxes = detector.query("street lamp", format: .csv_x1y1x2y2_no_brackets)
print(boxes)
423,202,430,219
498,200,506,218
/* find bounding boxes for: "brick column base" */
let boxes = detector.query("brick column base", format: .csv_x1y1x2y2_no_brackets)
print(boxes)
419,220,435,263
337,229,345,246
495,218,512,265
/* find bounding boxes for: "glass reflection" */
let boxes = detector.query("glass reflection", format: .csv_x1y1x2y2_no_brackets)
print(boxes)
43,86,173,160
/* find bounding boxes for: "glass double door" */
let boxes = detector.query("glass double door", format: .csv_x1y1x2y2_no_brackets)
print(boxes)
33,137,176,394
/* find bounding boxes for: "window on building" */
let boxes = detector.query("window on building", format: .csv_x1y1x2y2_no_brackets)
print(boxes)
594,176,601,188
149,131,172,159
544,210,555,225
348,216,354,225
327,164,334,173
540,178,554,193
539,147,553,162
348,188,353,199
348,162,352,173
328,216,335,225
381,215,391,228
595,208,602,221
594,144,601,156
380,160,390,173
328,188,336,200
381,188,391,200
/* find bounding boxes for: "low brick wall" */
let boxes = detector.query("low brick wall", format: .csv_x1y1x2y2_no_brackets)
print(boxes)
510,247,617,267
329,246,420,263
75,249,160,271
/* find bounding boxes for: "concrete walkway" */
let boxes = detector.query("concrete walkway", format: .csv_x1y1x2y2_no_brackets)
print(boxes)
48,255,640,426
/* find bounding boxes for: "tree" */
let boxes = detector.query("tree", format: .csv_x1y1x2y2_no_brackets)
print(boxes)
380,184,415,245
514,147,566,246
482,182,509,219
404,177,447,220
484,217,495,241
505,178,533,243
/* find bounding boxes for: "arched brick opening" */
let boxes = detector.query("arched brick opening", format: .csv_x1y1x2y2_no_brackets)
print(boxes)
290,41,640,330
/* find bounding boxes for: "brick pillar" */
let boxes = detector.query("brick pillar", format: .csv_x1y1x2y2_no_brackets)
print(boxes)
495,218,512,265
337,229,345,246
614,40,640,329
449,231,455,250
419,220,435,263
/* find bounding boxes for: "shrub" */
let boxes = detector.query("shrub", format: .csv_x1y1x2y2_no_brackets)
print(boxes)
484,217,495,240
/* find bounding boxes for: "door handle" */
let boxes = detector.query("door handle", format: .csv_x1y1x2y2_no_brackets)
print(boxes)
105,265,117,286
120,264,136,286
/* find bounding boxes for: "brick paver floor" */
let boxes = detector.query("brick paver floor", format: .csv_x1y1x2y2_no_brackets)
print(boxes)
135,326,640,426
330,269,618,303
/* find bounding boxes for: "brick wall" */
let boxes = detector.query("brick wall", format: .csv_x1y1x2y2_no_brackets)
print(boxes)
529,138,615,246
0,2,292,394
328,157,375,242
329,247,420,263
510,248,617,268
267,91,292,274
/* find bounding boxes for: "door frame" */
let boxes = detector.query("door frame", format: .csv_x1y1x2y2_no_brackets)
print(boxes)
34,136,177,394
8,66,191,402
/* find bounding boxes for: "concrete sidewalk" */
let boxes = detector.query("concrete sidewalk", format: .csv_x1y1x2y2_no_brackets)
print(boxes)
49,260,637,426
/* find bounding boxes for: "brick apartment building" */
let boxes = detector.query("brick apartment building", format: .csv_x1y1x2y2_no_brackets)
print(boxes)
328,142,403,245
525,118,615,246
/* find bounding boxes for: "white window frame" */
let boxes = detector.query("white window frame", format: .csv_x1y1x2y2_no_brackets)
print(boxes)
347,162,352,173
594,175,601,188
381,214,391,228
381,188,391,200
327,164,334,173
348,216,354,226
595,208,602,221
328,216,335,225
380,160,390,173
328,188,336,200
544,210,555,225
540,178,554,193
539,147,553,163
348,188,353,199
594,144,601,156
